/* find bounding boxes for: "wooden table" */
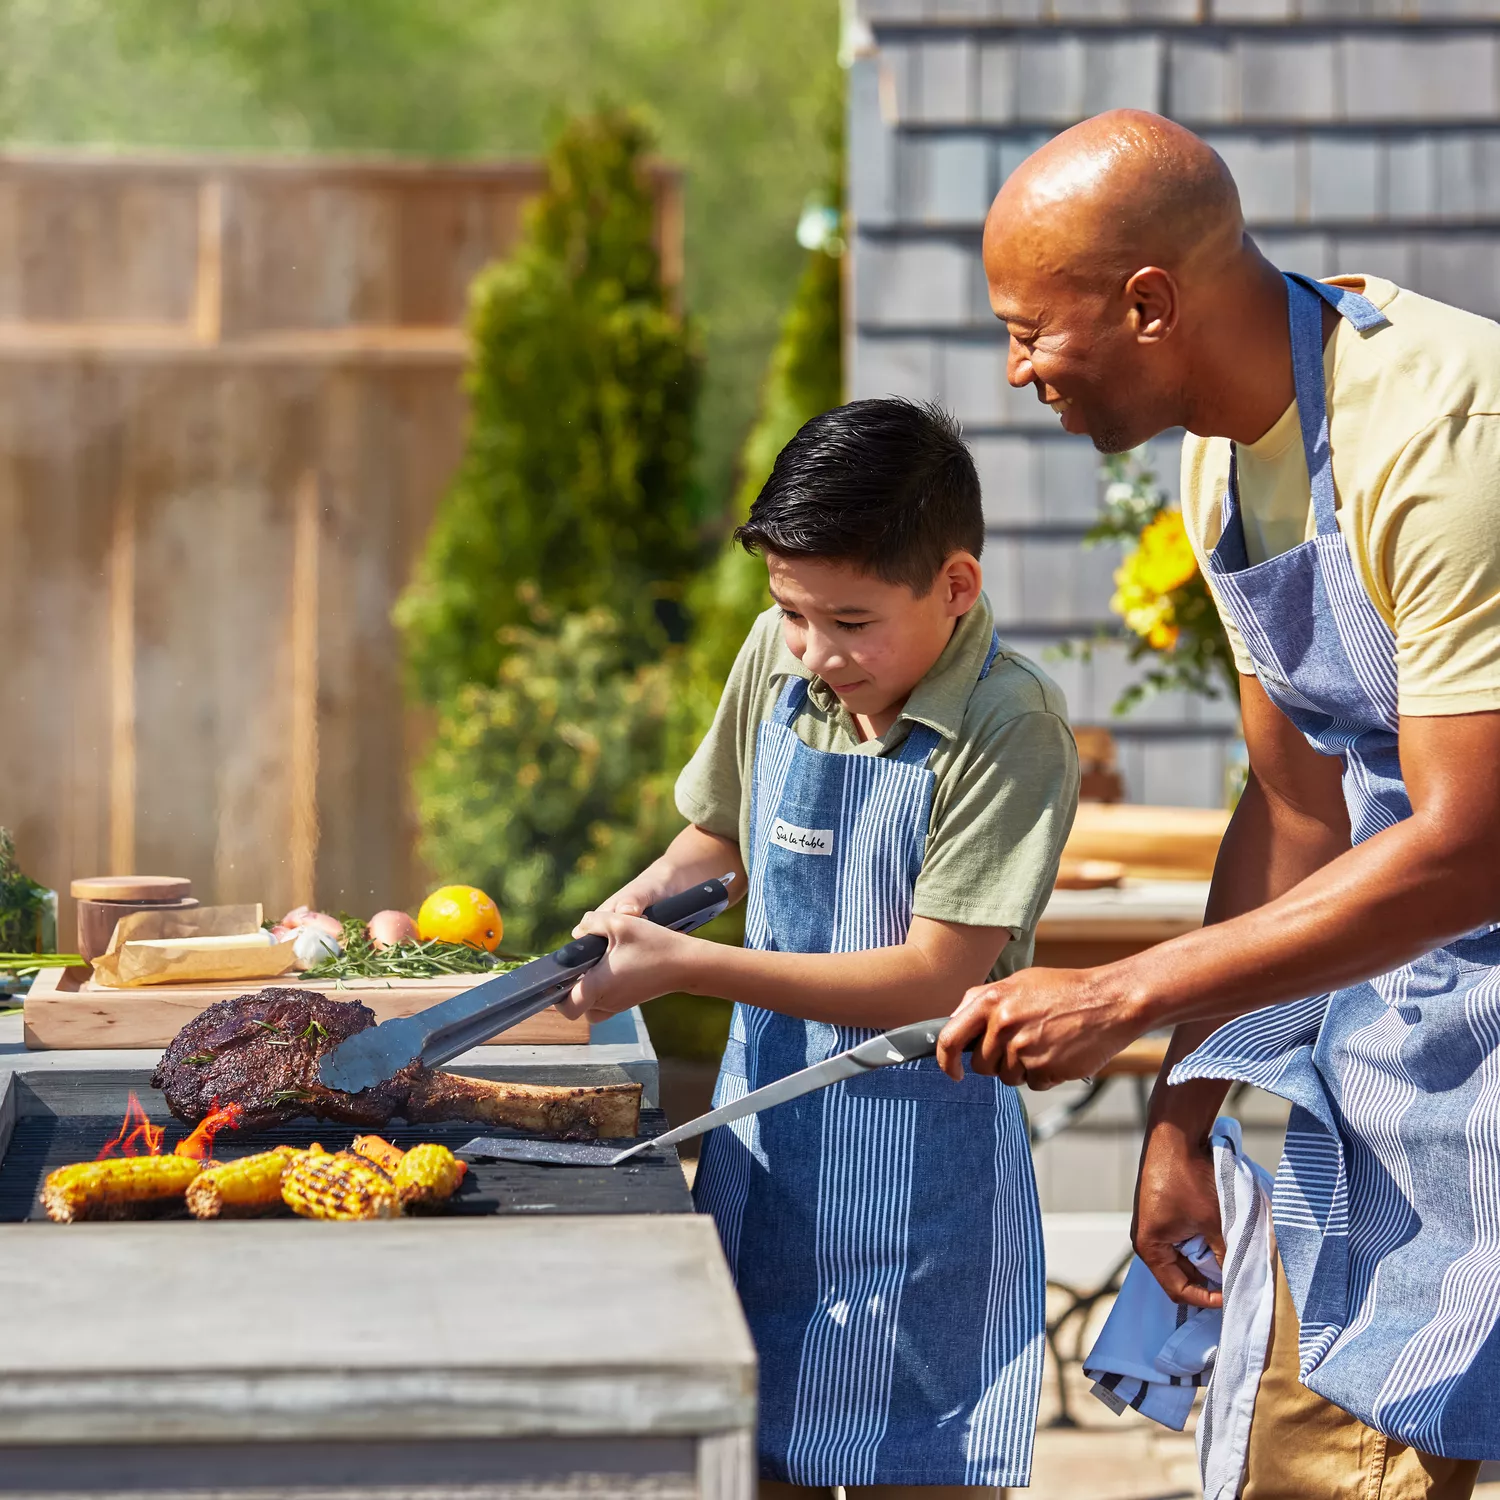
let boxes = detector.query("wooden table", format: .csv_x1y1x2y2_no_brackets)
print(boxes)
1034,879,1211,969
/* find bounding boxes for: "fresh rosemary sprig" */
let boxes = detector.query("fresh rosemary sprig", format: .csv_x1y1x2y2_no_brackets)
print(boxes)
268,1087,317,1108
300,915,518,981
184,1052,216,1067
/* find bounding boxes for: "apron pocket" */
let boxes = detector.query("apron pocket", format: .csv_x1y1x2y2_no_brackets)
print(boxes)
842,1057,1002,1105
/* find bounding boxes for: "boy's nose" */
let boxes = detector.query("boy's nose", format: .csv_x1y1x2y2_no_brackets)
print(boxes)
800,633,847,679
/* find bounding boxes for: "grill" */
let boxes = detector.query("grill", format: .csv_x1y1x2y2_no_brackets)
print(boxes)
0,1066,692,1222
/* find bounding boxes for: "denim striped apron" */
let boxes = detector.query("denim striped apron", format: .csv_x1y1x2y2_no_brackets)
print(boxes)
1173,272,1500,1459
693,632,1045,1486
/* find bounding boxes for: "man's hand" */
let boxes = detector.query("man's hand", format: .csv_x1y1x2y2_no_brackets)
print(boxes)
557,913,698,1022
935,967,1142,1088
1132,1112,1226,1310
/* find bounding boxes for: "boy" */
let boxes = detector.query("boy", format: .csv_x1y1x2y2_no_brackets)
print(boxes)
564,399,1079,1494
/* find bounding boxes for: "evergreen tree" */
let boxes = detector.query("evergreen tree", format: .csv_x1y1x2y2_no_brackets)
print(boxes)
396,107,704,704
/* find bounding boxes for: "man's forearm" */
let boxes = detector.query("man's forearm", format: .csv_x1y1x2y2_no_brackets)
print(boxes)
1147,770,1353,1132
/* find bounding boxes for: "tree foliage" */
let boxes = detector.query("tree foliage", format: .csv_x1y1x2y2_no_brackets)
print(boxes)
396,109,704,704
415,601,691,952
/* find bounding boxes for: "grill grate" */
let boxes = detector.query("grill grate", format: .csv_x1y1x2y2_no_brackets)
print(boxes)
0,1109,690,1222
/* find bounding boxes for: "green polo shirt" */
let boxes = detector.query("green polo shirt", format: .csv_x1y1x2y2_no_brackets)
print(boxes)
674,594,1080,977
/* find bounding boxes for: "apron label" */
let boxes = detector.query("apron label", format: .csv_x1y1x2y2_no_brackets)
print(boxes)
770,818,834,856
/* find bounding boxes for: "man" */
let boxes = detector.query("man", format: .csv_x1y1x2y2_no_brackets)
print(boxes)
936,109,1500,1497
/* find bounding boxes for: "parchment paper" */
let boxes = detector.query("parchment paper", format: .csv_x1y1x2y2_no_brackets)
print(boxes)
90,904,299,988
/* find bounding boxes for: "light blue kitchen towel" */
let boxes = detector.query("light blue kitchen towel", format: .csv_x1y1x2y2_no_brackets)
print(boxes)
1083,1118,1276,1500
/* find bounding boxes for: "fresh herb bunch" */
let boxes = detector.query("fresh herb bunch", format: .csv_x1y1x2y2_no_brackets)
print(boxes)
301,916,517,981
0,829,48,955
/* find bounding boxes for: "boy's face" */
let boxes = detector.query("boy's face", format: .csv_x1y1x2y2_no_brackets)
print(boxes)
766,550,983,724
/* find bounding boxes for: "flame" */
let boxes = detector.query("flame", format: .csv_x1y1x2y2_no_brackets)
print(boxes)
96,1092,166,1159
173,1099,245,1161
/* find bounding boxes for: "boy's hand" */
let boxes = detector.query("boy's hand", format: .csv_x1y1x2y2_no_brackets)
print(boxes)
935,967,1142,1088
557,912,698,1022
592,872,679,919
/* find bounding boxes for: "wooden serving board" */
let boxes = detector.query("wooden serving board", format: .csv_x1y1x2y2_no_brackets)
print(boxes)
22,967,589,1051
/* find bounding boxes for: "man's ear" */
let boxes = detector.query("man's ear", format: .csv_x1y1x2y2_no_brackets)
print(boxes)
940,552,984,617
1124,267,1178,344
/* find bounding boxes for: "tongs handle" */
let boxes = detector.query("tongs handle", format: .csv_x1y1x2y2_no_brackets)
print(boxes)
551,876,738,970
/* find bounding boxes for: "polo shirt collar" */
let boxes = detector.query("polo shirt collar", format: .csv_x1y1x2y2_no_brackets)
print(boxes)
771,591,996,744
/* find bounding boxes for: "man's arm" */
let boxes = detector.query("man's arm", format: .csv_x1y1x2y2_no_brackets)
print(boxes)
559,910,1009,1031
1132,676,1351,1306
936,697,1500,1088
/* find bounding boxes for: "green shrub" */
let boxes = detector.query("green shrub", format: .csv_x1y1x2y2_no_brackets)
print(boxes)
415,600,690,952
396,108,705,705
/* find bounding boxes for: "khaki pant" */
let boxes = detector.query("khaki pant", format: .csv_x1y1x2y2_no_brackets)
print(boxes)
1243,1256,1480,1500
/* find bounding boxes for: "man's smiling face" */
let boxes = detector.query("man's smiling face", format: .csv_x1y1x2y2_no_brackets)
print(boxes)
983,220,1158,456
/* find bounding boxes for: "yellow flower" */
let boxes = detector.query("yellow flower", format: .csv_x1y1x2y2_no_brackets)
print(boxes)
1133,510,1199,595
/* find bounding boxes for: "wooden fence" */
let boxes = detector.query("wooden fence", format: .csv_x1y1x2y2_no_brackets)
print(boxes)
0,150,683,943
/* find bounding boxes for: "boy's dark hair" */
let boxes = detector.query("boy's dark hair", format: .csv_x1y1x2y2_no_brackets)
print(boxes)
734,398,983,593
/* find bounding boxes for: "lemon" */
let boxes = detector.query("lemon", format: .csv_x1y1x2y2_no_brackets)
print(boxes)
417,885,503,952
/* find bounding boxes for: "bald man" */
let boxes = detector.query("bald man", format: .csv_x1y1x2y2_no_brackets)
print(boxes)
937,111,1500,1497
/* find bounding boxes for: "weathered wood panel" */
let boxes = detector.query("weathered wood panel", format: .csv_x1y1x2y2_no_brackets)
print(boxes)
0,151,682,945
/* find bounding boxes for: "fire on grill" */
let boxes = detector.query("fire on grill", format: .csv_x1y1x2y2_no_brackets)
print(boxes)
39,986,643,1222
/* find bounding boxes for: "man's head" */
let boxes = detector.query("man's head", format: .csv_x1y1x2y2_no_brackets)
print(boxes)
736,399,984,723
984,109,1250,452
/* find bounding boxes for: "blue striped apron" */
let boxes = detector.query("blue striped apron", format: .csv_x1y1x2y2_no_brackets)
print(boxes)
693,632,1045,1487
1174,272,1500,1459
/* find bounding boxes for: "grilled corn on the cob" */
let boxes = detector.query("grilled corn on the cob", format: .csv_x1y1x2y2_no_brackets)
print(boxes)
393,1142,467,1210
42,1155,203,1223
186,1146,301,1219
281,1149,399,1221
351,1134,406,1175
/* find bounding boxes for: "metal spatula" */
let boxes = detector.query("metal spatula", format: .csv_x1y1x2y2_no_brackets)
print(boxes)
457,1015,956,1167
317,875,736,1095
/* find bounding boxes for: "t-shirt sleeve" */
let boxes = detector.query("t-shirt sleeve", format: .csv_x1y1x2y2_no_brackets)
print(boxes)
912,709,1080,934
1180,433,1255,677
1372,413,1500,715
674,612,777,840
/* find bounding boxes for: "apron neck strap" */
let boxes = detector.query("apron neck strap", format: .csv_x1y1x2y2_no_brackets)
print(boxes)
771,675,809,726
1281,272,1387,538
978,629,1001,681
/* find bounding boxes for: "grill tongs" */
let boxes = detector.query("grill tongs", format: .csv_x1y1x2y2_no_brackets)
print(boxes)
317,875,736,1096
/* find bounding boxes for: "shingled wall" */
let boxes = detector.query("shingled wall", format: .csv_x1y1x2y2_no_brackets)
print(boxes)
848,0,1500,805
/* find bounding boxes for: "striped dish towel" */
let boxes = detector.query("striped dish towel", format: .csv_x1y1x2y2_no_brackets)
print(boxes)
1083,1117,1276,1500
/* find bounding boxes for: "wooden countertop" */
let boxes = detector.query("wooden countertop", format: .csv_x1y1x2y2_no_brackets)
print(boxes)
1037,879,1210,944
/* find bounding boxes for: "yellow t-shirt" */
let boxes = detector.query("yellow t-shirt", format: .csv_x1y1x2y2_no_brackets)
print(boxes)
1180,275,1500,715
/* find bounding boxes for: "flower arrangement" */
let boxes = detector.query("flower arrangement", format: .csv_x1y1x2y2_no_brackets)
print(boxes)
1082,450,1240,714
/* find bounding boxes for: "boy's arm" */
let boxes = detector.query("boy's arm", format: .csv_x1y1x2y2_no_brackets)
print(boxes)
591,824,748,918
559,913,1008,1029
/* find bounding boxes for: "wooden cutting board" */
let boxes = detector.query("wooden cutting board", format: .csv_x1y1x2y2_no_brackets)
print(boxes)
23,967,589,1051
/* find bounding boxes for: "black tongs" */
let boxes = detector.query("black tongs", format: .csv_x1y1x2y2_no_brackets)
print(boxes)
317,875,736,1094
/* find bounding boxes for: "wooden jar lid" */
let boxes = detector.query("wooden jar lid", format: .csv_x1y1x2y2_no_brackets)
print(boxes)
70,876,193,903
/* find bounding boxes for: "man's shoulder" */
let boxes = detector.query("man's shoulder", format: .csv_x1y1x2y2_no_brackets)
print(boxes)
958,641,1073,748
1340,276,1500,415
